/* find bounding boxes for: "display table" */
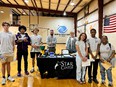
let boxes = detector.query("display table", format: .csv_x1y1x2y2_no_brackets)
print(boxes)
37,57,76,79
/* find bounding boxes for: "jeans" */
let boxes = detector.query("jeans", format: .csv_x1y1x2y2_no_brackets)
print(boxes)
99,62,113,83
76,55,86,81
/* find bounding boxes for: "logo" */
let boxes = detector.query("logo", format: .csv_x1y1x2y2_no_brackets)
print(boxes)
57,26,67,34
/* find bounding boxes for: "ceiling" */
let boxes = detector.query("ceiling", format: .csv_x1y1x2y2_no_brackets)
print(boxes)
0,0,92,17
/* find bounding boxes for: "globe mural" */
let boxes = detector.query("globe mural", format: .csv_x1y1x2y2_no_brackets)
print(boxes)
57,26,67,34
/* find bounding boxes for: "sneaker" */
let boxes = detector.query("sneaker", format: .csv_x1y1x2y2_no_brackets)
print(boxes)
108,82,113,87
7,76,15,82
30,68,35,73
101,80,105,84
88,79,92,83
17,72,22,77
77,80,82,84
93,79,99,84
1,78,6,85
25,71,29,75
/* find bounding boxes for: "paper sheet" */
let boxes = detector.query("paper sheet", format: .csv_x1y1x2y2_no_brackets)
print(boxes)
89,52,99,62
82,59,91,67
101,60,112,70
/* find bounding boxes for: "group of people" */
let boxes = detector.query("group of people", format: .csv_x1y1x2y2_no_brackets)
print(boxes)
0,22,57,85
0,21,115,87
66,29,115,86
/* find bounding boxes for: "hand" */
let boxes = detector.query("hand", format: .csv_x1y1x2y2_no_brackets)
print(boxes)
94,55,98,59
91,54,95,59
100,58,104,63
82,57,87,62
107,58,111,62
23,37,28,42
32,45,37,48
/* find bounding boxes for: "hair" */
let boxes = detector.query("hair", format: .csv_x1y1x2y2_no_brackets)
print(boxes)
78,33,87,42
31,28,39,33
101,35,108,43
2,22,10,26
90,28,96,33
18,25,27,31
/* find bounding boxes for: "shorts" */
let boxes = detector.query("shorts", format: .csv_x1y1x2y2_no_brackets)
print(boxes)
1,53,14,63
30,52,41,58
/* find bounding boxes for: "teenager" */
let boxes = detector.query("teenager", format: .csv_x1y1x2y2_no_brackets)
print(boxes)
15,25,31,76
76,33,88,84
87,29,100,83
30,28,42,73
0,22,15,85
99,35,115,86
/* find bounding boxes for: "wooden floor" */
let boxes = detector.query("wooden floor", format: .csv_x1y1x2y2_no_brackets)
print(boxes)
0,44,116,87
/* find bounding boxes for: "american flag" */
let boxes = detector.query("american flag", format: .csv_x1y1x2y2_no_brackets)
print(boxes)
104,15,116,33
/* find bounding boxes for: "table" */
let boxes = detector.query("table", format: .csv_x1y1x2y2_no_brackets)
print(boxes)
37,57,76,79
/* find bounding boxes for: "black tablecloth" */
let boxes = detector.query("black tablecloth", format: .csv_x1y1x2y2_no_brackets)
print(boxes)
37,57,76,79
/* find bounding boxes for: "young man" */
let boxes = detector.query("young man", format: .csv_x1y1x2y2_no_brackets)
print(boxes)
66,31,77,53
30,28,42,73
87,29,101,84
0,22,15,85
46,30,57,53
15,25,31,77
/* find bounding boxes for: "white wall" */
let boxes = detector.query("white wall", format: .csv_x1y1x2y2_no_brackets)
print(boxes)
77,0,116,50
21,16,74,43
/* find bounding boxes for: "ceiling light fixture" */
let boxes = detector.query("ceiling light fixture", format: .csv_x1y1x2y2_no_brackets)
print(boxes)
24,0,29,3
63,12,67,16
70,0,75,6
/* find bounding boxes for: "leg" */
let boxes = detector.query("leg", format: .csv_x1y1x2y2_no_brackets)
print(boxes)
76,56,82,82
107,68,113,84
82,66,86,82
99,62,106,82
93,59,99,79
23,51,28,73
2,62,6,78
6,62,10,76
17,52,22,73
88,62,92,80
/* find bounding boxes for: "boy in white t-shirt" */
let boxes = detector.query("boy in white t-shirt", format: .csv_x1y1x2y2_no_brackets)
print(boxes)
0,22,15,85
30,28,42,73
87,29,100,84
99,35,115,86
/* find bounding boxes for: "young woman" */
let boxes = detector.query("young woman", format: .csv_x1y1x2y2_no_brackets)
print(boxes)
0,22,15,85
30,28,42,73
99,35,115,86
15,25,31,77
76,33,88,84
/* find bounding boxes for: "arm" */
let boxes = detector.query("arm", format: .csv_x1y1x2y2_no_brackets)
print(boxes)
107,50,115,62
66,37,69,48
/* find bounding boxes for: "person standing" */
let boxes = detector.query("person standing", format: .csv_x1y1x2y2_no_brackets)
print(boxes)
66,31,77,53
30,28,42,73
87,29,100,84
76,33,88,84
99,35,115,87
15,25,31,77
46,30,57,53
0,22,15,85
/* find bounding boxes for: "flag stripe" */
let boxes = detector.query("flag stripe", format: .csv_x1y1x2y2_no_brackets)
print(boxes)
104,14,116,33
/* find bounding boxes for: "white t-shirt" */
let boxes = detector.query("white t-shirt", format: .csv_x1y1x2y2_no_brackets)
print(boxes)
88,37,101,52
0,31,15,54
76,40,88,57
30,34,42,52
100,43,115,59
